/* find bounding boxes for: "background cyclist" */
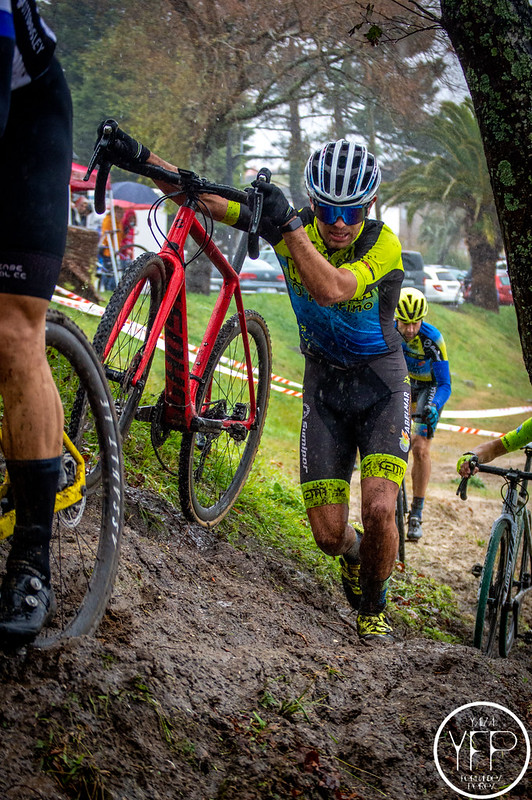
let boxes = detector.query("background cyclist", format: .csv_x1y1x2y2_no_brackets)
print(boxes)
0,1,72,644
457,417,532,477
100,130,411,643
395,288,451,541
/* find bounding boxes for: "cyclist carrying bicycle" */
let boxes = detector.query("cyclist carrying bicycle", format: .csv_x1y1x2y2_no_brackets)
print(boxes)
96,128,411,642
395,288,451,541
457,417,532,477
0,1,72,644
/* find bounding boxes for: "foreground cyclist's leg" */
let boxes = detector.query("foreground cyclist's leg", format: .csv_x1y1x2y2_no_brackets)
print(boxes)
357,475,401,643
0,56,72,645
0,299,64,643
408,430,432,541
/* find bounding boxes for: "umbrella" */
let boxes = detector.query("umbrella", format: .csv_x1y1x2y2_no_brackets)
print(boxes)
112,181,160,204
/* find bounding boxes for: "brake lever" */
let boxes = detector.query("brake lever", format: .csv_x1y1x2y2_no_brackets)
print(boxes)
84,119,118,181
84,120,119,214
248,167,271,260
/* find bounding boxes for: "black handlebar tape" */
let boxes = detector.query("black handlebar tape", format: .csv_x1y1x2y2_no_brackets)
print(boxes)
94,160,111,214
457,476,469,500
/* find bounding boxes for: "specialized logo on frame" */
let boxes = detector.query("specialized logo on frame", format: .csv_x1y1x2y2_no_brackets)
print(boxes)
433,701,530,798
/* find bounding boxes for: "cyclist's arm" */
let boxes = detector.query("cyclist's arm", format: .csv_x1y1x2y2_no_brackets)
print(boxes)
431,359,451,412
457,417,532,476
281,226,358,305
457,438,507,477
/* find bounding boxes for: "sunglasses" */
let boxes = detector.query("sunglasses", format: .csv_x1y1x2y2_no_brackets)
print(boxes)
314,203,367,225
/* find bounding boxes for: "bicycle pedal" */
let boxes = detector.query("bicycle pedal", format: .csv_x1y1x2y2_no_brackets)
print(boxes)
471,563,483,578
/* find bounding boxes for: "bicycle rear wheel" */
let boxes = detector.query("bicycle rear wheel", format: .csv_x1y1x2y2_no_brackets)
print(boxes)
0,311,123,645
92,252,166,439
473,520,509,656
499,512,532,657
178,310,272,527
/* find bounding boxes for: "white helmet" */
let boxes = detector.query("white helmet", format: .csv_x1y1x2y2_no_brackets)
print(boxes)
304,140,381,207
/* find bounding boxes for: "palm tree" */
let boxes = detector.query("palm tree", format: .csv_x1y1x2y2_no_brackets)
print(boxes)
381,98,502,311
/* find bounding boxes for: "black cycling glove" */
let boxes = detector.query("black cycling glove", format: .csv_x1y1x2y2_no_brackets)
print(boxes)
249,181,295,228
96,120,151,164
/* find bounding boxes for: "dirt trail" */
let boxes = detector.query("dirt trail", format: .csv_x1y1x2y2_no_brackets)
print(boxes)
0,432,531,800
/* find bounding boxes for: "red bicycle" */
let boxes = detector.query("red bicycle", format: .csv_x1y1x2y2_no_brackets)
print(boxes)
85,121,272,528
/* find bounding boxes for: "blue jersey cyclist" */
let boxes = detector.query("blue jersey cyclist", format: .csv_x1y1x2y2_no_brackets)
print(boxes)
395,288,451,541
0,1,72,644
128,136,411,642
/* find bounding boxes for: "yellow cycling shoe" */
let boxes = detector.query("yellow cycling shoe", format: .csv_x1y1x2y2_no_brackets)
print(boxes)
356,610,394,644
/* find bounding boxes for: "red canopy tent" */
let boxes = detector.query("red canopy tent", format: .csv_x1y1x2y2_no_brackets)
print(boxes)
70,161,111,192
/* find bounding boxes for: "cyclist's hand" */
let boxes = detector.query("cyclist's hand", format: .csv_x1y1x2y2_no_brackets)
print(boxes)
422,403,439,432
250,181,295,227
456,452,478,477
96,119,151,164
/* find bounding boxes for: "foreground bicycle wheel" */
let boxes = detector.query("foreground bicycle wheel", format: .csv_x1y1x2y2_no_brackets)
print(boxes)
93,253,166,439
178,310,272,527
13,310,123,646
499,512,532,656
473,521,509,656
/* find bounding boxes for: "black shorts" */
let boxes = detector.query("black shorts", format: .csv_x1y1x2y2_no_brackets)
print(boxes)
300,351,411,509
0,58,72,300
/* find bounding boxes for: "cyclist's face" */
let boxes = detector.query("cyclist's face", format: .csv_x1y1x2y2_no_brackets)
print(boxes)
310,199,375,251
397,319,422,341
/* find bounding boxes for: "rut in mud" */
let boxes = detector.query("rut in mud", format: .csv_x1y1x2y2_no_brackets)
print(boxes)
0,439,531,800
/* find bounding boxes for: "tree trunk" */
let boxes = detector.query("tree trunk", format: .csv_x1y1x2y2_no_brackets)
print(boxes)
440,0,532,382
464,226,499,312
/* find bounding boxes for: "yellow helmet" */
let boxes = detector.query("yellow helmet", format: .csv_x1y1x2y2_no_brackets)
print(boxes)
395,287,428,323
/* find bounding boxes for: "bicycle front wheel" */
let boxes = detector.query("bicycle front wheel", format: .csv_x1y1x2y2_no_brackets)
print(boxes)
473,521,509,656
178,310,272,527
93,252,166,440
499,512,532,657
36,311,123,645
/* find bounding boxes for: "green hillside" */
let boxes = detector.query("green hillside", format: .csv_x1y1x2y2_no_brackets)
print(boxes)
55,293,530,482
53,292,530,640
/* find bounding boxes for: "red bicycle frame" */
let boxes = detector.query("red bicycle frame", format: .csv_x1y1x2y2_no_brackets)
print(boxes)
103,201,258,434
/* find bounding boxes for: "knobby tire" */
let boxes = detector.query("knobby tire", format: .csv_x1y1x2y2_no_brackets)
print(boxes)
499,512,532,657
92,253,166,439
178,310,272,527
17,310,124,645
473,521,509,656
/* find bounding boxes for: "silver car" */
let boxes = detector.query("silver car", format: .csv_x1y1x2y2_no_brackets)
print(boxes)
210,254,286,293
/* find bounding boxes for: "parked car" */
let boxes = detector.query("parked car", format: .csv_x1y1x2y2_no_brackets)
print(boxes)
401,250,426,294
210,254,287,294
462,268,513,305
495,270,513,305
423,265,464,304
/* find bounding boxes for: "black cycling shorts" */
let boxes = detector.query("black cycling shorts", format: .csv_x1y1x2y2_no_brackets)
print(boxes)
300,351,411,510
0,58,72,300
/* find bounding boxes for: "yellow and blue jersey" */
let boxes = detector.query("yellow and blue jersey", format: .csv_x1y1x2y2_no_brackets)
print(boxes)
399,320,451,412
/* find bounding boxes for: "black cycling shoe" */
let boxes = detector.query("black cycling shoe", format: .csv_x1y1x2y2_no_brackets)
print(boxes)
0,568,56,645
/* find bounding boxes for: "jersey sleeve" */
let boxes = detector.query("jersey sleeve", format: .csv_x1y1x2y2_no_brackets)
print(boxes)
501,417,532,453
339,226,403,300
431,359,452,412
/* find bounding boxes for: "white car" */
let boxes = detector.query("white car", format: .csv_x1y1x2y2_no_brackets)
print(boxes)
423,266,464,304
